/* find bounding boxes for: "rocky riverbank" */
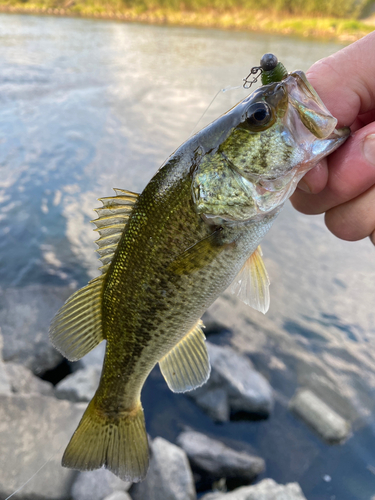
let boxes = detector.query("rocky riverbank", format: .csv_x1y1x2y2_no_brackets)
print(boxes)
0,283,359,499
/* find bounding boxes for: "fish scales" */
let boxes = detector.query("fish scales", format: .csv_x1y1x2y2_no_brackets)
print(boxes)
50,69,350,482
100,167,272,406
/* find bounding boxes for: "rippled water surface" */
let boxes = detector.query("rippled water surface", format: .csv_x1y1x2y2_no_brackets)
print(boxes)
1,13,375,500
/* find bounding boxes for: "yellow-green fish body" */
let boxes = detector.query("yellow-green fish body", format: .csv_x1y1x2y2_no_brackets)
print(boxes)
50,71,349,482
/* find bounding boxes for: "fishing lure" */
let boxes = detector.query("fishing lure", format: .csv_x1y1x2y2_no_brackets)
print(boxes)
243,53,288,88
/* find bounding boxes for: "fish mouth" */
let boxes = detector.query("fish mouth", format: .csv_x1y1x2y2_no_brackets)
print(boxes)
328,126,351,140
284,71,340,140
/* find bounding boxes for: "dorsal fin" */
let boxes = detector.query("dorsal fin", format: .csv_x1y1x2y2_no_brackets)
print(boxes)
49,275,105,361
91,188,139,273
229,245,270,314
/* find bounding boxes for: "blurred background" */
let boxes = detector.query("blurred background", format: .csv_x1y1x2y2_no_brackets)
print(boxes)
0,9,375,500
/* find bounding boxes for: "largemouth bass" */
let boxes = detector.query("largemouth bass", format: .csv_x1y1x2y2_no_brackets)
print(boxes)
50,70,349,482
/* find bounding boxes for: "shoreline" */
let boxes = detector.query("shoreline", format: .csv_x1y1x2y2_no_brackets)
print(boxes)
0,3,374,41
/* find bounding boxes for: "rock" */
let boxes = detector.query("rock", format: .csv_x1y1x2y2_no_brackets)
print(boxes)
103,492,132,500
192,387,229,422
201,311,230,336
4,362,54,396
0,394,86,500
79,341,106,369
55,365,101,402
289,389,351,444
177,431,265,483
0,361,11,394
71,469,131,500
189,343,273,421
0,333,11,395
200,478,307,499
0,285,73,374
130,437,196,500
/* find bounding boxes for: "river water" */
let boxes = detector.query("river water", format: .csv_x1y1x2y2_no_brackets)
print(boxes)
0,13,375,500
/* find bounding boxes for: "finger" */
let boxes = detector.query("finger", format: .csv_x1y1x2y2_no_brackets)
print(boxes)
370,231,375,246
291,125,375,215
325,184,375,241
306,31,375,127
295,159,328,194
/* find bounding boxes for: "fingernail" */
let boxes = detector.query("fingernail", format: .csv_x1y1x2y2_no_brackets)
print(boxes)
363,134,375,166
298,180,311,193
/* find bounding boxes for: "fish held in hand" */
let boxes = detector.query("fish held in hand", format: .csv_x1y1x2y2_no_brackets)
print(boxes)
49,69,349,482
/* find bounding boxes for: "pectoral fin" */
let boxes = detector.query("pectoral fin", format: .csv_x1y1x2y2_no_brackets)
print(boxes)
159,320,210,393
229,245,270,314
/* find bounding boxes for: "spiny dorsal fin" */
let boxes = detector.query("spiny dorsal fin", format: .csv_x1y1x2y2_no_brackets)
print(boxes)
92,188,139,273
159,320,210,393
229,245,270,314
49,275,105,361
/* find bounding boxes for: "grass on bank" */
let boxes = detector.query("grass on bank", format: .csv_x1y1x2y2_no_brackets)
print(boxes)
0,0,374,41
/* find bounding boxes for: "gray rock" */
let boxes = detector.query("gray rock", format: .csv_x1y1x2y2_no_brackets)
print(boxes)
131,437,196,500
0,332,11,395
193,387,229,422
79,341,106,369
103,492,133,500
0,362,11,394
200,478,307,500
0,285,73,374
55,365,101,402
289,389,351,444
71,469,131,500
189,343,273,421
201,311,229,336
0,394,86,500
4,362,54,396
177,431,265,482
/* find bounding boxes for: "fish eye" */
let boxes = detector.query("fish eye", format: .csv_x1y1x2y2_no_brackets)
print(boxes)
245,102,272,128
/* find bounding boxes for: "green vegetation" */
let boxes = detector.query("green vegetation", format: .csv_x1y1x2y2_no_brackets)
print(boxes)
0,0,374,41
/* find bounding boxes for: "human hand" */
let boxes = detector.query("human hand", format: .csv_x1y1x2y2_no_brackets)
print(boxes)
290,31,375,245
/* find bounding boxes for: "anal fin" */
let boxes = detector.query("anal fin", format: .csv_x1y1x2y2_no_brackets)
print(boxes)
159,320,210,393
229,245,270,314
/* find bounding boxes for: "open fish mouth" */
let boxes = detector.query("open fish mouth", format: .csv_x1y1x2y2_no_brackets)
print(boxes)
327,126,351,140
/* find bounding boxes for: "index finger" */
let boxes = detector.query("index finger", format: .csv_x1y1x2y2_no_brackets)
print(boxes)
306,31,375,128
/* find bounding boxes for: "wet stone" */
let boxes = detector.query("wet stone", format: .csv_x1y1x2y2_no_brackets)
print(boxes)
201,311,230,336
200,478,308,500
0,285,73,374
289,389,351,444
177,430,265,484
193,387,229,422
130,437,196,500
103,492,133,500
189,342,273,421
0,333,11,395
5,361,54,396
71,469,131,500
55,365,101,402
0,394,85,500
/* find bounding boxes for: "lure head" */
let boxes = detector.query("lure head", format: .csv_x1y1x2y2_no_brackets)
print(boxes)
193,70,350,223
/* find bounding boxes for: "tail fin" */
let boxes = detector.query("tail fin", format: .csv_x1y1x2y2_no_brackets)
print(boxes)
62,397,149,482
